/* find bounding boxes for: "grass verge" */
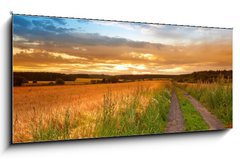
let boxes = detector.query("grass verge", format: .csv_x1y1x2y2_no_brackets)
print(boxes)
176,88,209,131
95,86,171,137
178,79,232,127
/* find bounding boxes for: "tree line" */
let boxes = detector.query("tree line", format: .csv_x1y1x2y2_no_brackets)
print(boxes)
174,70,232,83
13,70,232,86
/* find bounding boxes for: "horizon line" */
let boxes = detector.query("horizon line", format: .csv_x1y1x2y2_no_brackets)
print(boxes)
13,69,233,76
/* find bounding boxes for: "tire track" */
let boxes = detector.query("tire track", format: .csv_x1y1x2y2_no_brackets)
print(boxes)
165,90,185,133
183,92,225,130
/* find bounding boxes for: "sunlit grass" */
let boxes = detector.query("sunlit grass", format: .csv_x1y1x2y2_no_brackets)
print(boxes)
95,85,171,137
178,78,232,127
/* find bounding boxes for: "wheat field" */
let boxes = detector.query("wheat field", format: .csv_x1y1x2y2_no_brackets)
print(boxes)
13,80,170,143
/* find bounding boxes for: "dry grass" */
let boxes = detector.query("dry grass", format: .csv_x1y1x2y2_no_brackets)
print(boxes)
13,80,169,143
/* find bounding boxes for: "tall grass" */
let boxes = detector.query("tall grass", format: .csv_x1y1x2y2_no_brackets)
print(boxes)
25,81,171,142
178,77,232,127
95,86,171,137
30,109,80,142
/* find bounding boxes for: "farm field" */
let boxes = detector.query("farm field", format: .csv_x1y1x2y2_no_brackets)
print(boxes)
13,79,232,143
13,80,171,143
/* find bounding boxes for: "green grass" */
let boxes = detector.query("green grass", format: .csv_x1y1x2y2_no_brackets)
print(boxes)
95,86,171,137
176,88,209,131
179,80,232,127
30,109,79,142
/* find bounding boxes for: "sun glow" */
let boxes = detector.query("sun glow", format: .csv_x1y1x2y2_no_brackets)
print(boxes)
115,65,128,70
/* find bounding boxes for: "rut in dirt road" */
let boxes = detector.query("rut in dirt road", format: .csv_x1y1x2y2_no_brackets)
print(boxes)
165,90,185,133
184,92,225,130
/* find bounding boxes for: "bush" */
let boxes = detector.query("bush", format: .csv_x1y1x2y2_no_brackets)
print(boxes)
102,78,107,83
55,78,65,85
14,76,28,86
91,80,97,84
48,82,55,85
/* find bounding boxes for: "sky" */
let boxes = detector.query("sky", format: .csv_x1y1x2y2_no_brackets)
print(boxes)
13,15,232,75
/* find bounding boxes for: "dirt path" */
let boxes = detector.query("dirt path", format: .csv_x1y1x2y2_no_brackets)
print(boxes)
165,90,185,133
183,92,225,130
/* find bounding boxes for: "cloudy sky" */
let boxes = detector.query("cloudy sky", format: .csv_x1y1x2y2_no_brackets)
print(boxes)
13,15,232,75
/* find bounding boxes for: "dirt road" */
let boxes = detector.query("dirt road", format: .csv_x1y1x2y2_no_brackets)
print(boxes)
165,90,185,133
184,92,225,130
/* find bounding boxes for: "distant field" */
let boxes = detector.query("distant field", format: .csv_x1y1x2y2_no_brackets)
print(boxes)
23,78,103,86
74,78,102,84
23,78,169,86
13,80,170,143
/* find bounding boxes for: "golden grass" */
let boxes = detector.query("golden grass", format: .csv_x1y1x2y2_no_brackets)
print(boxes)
13,80,169,143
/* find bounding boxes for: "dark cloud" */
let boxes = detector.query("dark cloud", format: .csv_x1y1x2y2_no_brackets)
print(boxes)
14,15,75,40
32,19,75,33
14,26,164,50
13,16,32,27
13,15,165,49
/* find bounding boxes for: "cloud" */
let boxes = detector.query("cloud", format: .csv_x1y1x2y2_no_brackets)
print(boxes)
13,15,165,50
32,19,74,33
13,40,232,75
12,15,232,74
13,16,32,27
48,17,67,25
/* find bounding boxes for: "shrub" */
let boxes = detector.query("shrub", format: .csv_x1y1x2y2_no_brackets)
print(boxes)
55,78,65,85
48,82,55,85
91,80,97,84
101,78,107,83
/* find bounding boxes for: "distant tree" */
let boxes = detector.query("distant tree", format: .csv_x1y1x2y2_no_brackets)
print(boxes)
55,78,65,85
110,77,119,83
91,80,97,84
14,76,28,86
102,78,107,83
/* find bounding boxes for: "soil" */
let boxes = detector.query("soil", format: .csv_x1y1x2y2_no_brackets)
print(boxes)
165,90,185,133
